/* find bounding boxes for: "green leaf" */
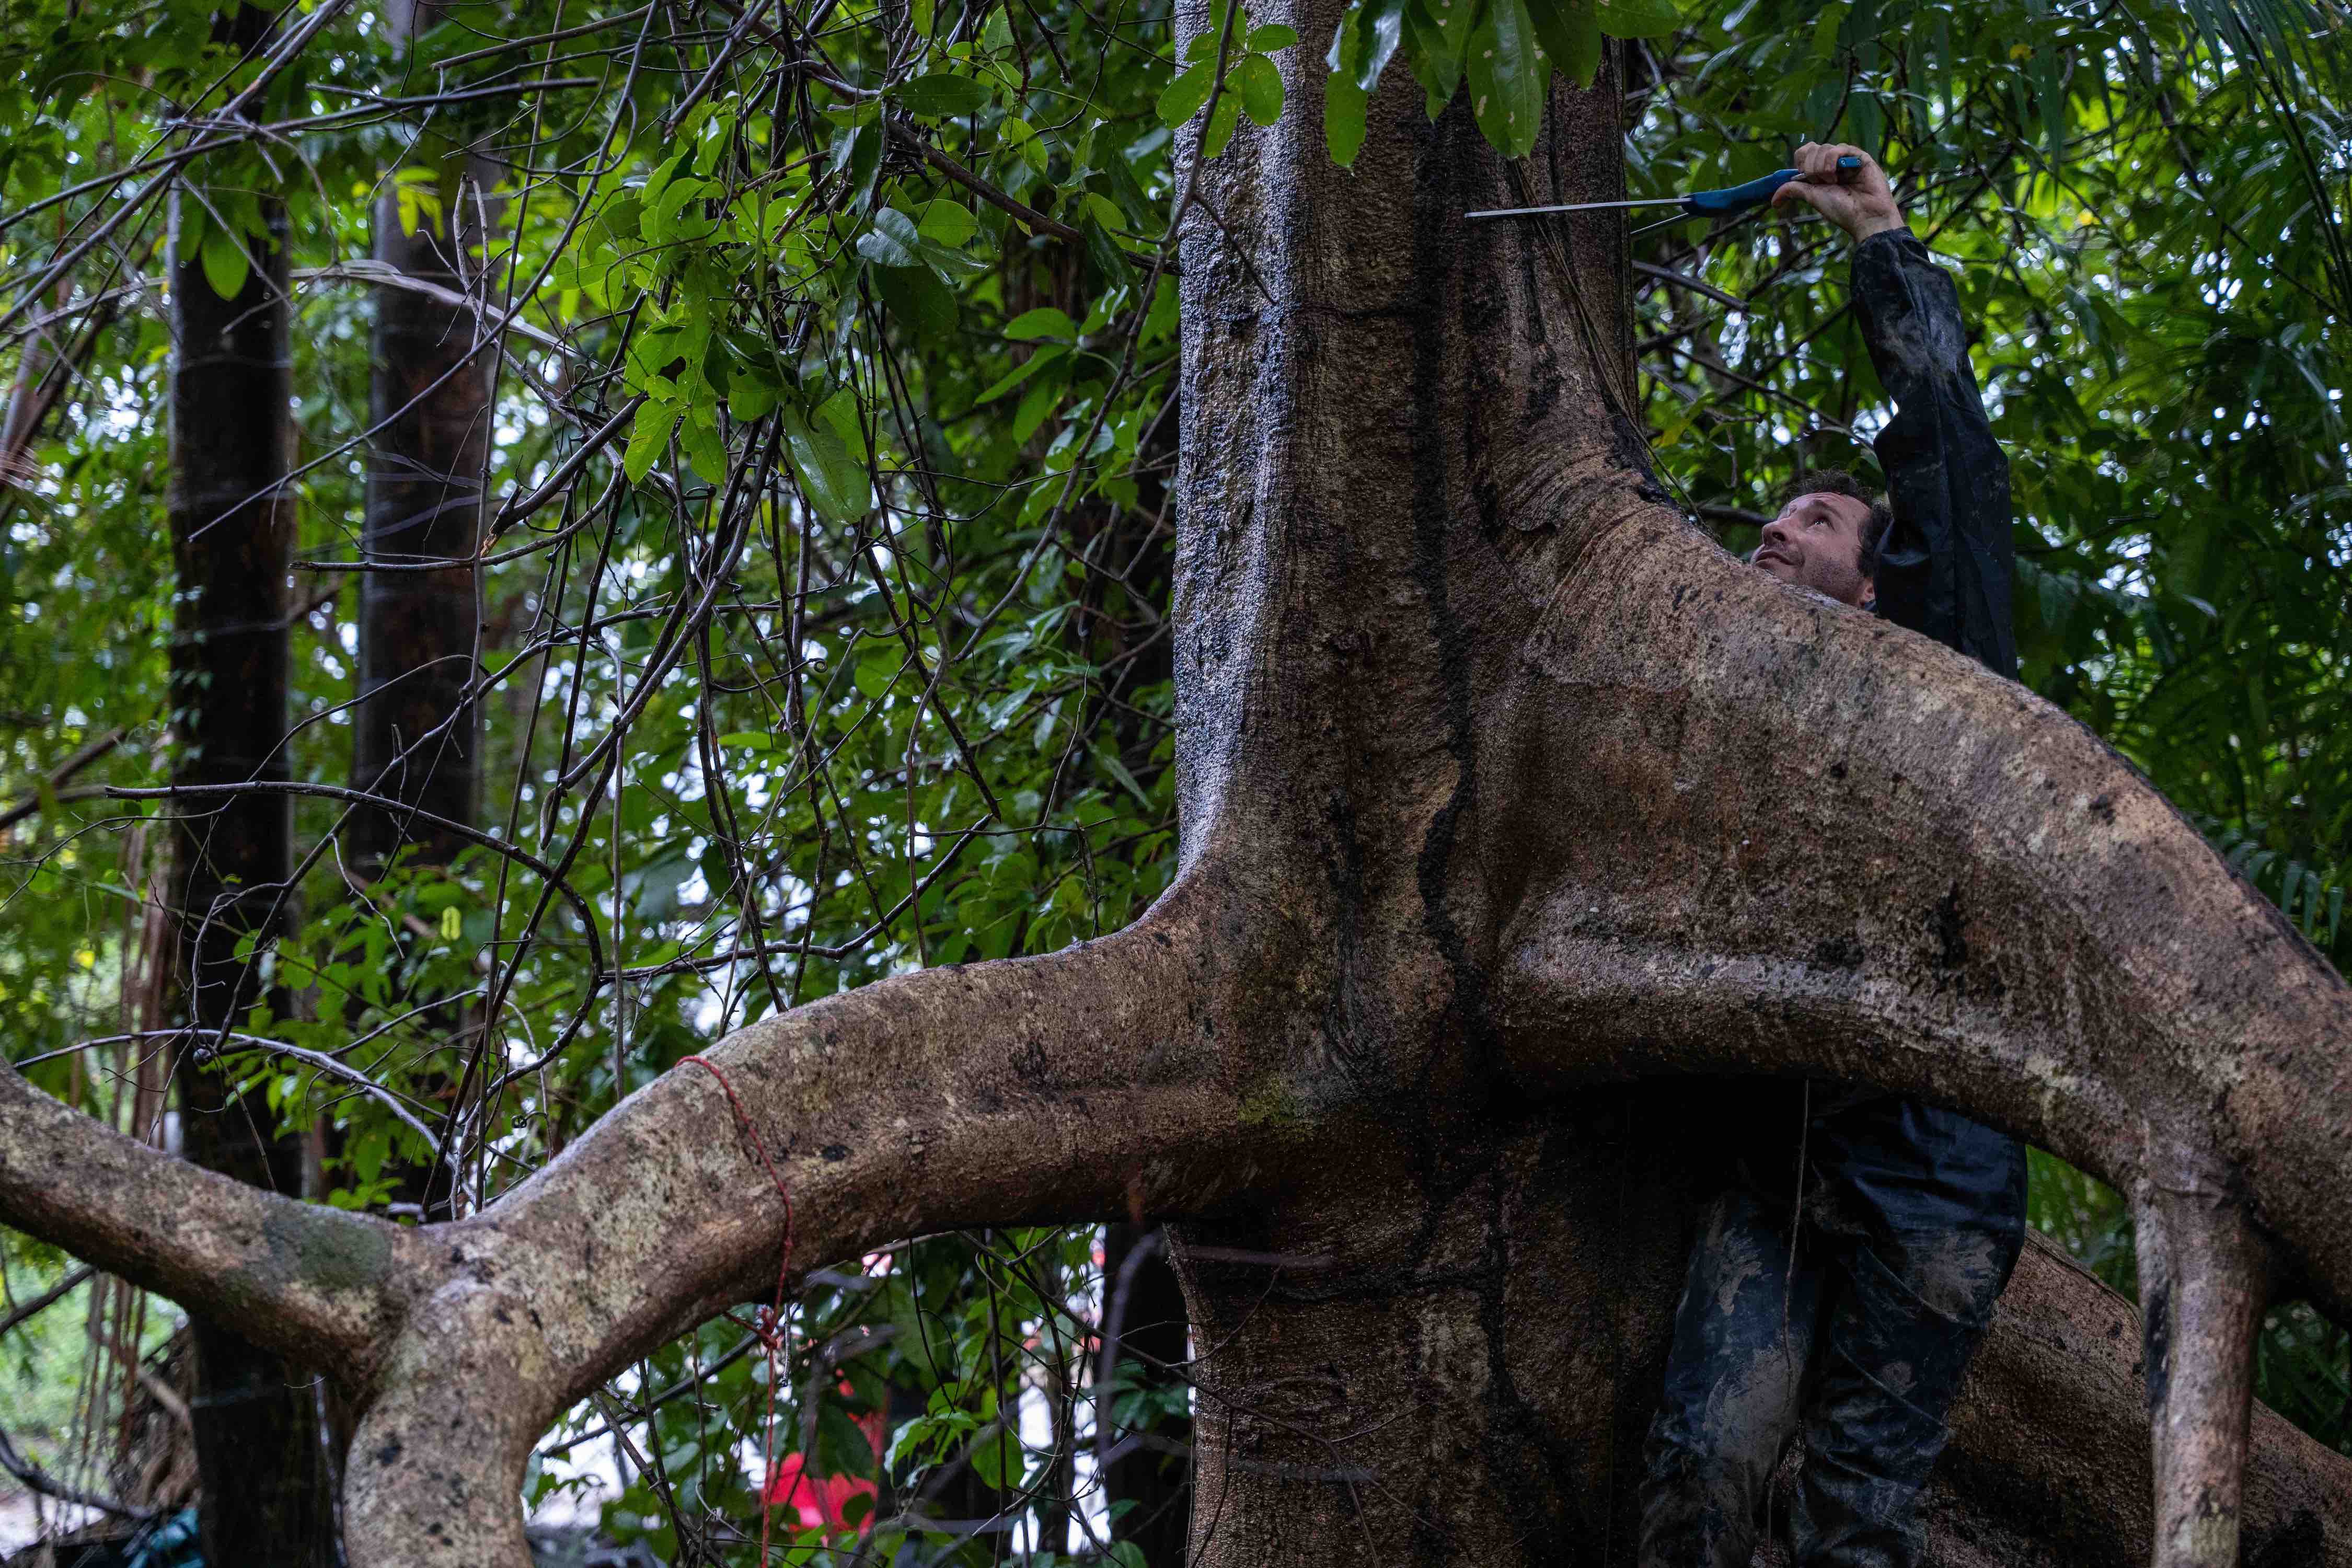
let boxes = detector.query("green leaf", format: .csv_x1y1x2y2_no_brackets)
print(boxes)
1324,5,1371,165
911,0,934,33
1001,115,1050,175
1809,0,1849,60
1012,375,1062,443
917,198,979,248
678,410,728,478
1248,22,1300,48
1403,0,1475,110
1528,0,1600,88
198,225,250,302
854,646,903,698
874,262,959,337
1144,276,1180,342
1005,307,1078,341
639,148,690,217
967,1426,1019,1491
780,407,873,522
1355,0,1411,89
393,166,444,239
1235,54,1284,125
896,72,989,118
644,176,718,246
975,343,1065,401
1096,746,1152,806
1432,0,1481,67
1086,192,1128,232
1595,0,1677,38
1203,87,1245,157
816,387,868,458
1158,59,1217,126
624,402,679,483
844,121,885,210
727,372,781,422
1466,0,1543,158
914,232,991,283
175,205,209,266
857,207,926,268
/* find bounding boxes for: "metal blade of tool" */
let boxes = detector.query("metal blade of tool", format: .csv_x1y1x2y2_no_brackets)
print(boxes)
1464,154,1863,222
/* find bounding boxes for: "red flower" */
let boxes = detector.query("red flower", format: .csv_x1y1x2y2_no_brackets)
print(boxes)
762,1392,885,1535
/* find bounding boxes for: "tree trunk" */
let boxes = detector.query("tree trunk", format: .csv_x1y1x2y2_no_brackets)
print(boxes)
1155,12,2352,1565
348,0,495,1225
1102,1224,1192,1565
352,0,489,879
166,148,337,1568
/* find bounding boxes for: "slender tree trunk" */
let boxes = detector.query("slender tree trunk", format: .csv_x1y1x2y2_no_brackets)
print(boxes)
353,0,488,878
350,0,494,1223
1102,1224,1191,1565
166,146,336,1567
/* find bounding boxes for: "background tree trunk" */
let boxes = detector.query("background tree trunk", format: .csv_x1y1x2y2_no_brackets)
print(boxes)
350,0,494,1223
165,98,337,1568
1102,1223,1192,1565
353,0,489,878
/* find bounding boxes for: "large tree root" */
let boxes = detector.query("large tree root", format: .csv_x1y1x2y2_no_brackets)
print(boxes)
1921,1236,2347,1568
1725,1234,2352,1568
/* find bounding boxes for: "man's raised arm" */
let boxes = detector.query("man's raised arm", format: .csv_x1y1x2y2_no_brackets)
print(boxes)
1775,142,2017,679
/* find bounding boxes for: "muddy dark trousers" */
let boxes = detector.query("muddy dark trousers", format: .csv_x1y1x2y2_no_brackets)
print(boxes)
1636,1100,2025,1568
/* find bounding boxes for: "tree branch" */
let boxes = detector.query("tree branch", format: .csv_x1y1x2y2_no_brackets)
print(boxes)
1490,514,2352,1564
0,1262,94,1339
0,1061,418,1375
1493,516,2352,1317
0,728,125,834
337,874,1291,1567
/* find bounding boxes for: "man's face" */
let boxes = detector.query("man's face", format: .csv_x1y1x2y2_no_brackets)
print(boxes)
1750,490,1875,607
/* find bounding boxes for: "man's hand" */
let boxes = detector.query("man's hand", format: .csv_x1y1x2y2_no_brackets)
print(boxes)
1770,142,1907,245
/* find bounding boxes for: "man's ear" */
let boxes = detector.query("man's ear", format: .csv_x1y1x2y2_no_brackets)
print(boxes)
1855,576,1876,610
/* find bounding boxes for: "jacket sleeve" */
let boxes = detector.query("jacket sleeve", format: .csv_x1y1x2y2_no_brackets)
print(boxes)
1852,229,2015,680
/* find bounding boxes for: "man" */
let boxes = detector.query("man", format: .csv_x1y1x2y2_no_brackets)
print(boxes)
1636,143,2029,1567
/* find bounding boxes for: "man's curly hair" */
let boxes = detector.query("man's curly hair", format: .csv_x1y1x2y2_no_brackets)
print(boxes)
1777,468,1894,580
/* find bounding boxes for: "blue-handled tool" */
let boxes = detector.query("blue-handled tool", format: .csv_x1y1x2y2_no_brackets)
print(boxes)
1465,155,1863,221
